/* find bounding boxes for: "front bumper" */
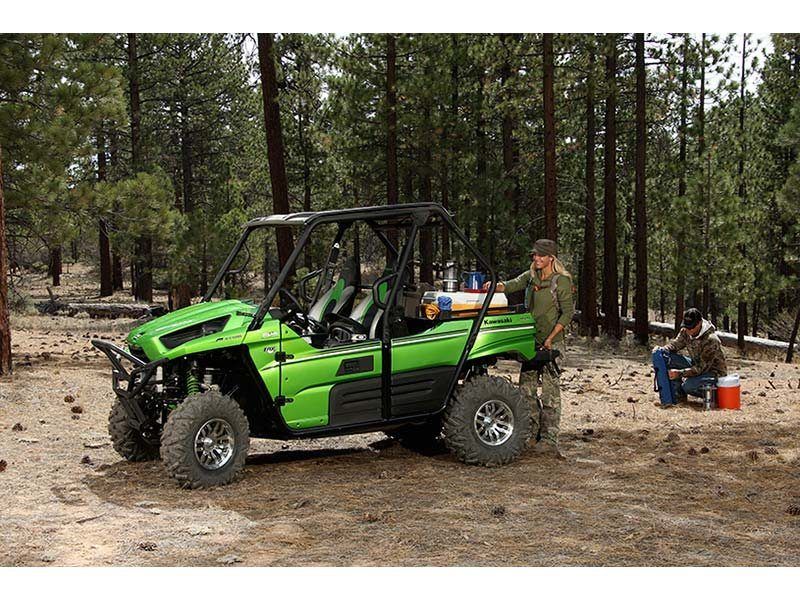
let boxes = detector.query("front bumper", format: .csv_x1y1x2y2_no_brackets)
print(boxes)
91,339,167,428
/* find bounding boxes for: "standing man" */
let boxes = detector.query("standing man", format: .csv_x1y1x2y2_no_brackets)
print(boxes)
484,239,574,458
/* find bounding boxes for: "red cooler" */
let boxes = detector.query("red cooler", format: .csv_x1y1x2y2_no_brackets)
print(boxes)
717,374,740,410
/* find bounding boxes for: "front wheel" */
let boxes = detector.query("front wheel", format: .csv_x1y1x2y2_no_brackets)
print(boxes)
160,391,250,489
108,399,160,461
442,375,531,466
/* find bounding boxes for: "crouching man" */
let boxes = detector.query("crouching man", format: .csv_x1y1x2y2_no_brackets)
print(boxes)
652,308,728,408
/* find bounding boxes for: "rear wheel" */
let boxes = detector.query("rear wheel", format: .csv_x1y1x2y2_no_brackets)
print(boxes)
442,375,531,466
108,399,160,462
160,391,250,489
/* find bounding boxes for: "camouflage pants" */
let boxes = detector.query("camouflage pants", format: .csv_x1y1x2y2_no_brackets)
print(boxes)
519,340,564,444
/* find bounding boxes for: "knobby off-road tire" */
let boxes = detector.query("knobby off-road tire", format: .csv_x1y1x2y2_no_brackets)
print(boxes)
160,390,250,489
108,399,160,461
443,375,531,467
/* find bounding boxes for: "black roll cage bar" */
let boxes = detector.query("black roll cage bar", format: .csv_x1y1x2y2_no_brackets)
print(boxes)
202,202,498,416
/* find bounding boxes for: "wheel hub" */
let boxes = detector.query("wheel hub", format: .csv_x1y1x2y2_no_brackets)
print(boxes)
194,418,235,470
473,399,514,446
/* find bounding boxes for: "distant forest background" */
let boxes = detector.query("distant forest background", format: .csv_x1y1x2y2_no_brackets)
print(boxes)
2,33,800,374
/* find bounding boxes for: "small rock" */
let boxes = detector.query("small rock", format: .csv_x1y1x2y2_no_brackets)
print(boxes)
39,419,46,424
71,415,80,420
134,500,157,508
83,441,108,449
19,438,39,444
80,455,93,465
63,395,75,403
71,406,83,414
758,391,767,397
764,447,779,456
688,447,698,456
41,553,56,563
626,396,637,403
11,423,24,432
362,512,381,523
700,447,710,454
657,457,667,463
491,505,506,517
665,432,680,442
787,505,800,516
581,428,594,436
292,499,310,510
187,526,211,536
0,459,7,472
137,541,157,552
217,554,242,565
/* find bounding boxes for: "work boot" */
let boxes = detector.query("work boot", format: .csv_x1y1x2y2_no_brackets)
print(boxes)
532,440,566,460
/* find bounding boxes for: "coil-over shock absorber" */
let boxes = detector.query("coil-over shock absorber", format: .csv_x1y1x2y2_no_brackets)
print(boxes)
185,360,201,396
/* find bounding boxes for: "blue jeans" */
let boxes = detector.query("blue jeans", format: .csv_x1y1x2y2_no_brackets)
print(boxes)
664,353,717,399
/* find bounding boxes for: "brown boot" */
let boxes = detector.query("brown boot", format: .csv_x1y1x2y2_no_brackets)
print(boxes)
532,440,566,460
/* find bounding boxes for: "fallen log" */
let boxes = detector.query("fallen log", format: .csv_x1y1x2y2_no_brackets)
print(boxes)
572,311,797,353
36,287,165,319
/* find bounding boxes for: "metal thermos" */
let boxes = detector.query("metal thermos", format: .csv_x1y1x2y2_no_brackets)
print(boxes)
443,262,459,292
703,387,713,411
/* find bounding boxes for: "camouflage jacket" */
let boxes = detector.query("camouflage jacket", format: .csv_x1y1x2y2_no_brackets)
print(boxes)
664,320,728,378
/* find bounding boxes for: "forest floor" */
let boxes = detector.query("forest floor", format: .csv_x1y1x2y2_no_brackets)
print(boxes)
2,265,800,566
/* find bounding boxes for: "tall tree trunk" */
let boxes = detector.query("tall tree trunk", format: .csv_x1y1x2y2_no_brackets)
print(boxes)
97,130,113,297
180,104,192,213
737,33,749,351
787,302,800,363
633,32,649,345
500,34,521,228
543,33,558,242
475,68,488,263
49,247,62,287
0,144,11,375
602,34,620,339
752,299,759,337
698,33,709,316
257,33,294,281
621,198,632,318
674,34,689,333
386,34,399,257
419,66,434,284
128,33,152,302
109,126,124,291
581,41,599,337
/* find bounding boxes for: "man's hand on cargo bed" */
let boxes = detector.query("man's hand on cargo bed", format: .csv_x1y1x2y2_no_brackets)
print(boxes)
482,281,504,292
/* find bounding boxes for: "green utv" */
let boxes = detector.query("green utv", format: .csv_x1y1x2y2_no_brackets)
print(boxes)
93,203,557,488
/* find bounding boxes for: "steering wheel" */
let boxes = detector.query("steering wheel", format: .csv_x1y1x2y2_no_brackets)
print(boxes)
278,288,325,334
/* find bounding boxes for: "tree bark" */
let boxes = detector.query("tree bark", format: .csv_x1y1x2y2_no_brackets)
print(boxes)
419,64,434,285
386,34,399,257
257,33,294,280
633,33,649,345
543,33,558,242
674,34,689,333
109,126,124,291
786,302,800,363
0,144,11,375
698,33,710,316
475,68,488,262
500,34,522,229
97,129,113,297
581,41,599,337
737,33,749,351
49,247,62,287
602,34,620,339
128,33,153,302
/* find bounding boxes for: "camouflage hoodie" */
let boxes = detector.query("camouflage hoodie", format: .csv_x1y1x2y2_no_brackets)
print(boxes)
664,319,728,378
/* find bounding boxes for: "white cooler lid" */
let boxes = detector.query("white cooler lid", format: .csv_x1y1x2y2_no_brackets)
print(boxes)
717,374,739,387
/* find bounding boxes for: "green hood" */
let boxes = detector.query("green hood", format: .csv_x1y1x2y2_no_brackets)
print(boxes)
127,299,260,361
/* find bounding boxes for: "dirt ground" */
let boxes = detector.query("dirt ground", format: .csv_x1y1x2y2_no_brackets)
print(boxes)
2,266,800,566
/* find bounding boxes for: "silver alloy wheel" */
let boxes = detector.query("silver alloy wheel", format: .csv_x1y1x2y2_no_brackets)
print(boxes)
194,418,235,470
473,399,515,446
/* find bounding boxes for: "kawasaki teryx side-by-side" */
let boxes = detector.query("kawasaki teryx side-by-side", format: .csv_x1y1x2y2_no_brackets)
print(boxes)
93,203,557,488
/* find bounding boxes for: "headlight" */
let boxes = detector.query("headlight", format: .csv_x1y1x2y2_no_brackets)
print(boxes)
160,316,230,350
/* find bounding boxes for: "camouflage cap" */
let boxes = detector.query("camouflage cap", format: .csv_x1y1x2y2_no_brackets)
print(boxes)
531,239,558,257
